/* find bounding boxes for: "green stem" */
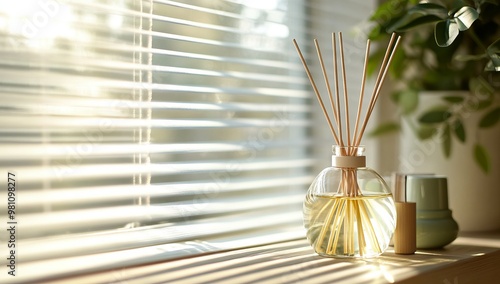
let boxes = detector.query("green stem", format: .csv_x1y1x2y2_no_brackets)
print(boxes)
467,28,486,52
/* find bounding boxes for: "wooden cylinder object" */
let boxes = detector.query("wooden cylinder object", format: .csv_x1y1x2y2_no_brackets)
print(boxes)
394,202,416,255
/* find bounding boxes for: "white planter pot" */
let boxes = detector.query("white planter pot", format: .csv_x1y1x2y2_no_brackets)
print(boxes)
399,91,500,232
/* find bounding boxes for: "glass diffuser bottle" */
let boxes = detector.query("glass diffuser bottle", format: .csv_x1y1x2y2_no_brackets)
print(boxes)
303,146,396,258
293,32,401,258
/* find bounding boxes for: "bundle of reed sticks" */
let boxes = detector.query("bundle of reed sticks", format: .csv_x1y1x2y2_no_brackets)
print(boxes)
293,32,400,156
294,33,401,257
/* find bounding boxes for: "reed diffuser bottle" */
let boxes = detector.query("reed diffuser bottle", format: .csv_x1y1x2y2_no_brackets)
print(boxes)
293,32,401,258
303,145,396,258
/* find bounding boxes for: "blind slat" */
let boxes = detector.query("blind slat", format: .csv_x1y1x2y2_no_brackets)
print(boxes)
0,159,314,183
19,175,315,207
0,140,313,159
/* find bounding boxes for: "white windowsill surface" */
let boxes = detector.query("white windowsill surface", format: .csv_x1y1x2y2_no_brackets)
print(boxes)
42,231,500,284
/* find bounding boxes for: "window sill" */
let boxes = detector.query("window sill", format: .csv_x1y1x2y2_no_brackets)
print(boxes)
41,230,500,284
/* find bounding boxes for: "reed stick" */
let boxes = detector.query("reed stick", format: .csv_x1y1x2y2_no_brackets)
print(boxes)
329,197,345,254
338,32,351,148
314,39,340,140
331,33,344,149
355,200,366,256
355,34,401,147
367,36,402,118
292,39,340,145
352,39,371,155
360,199,383,253
319,198,338,252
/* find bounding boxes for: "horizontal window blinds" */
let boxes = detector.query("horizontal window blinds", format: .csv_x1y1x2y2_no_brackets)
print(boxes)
0,0,313,281
0,0,376,282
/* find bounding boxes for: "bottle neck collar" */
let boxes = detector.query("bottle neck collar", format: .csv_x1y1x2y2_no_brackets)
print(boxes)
331,155,366,168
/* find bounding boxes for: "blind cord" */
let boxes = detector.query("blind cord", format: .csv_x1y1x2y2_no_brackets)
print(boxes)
132,0,141,188
133,0,153,206
144,0,153,202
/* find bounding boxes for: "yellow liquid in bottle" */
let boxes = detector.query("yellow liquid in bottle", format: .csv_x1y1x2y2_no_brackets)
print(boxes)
303,193,395,258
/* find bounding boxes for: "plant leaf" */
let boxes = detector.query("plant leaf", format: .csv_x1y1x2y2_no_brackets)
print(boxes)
453,119,466,143
485,60,500,71
369,122,400,136
417,126,437,140
367,48,387,76
487,38,500,55
452,6,479,31
485,38,500,71
398,89,419,114
406,3,448,19
388,14,443,32
467,79,494,111
419,109,452,123
443,96,464,104
389,47,406,78
369,0,407,21
454,53,488,62
412,3,447,11
477,100,494,110
469,76,494,98
441,124,451,158
479,107,500,128
385,2,447,32
474,144,490,173
435,19,460,47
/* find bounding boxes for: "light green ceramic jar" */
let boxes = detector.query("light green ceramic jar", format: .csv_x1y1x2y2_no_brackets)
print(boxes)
406,175,459,249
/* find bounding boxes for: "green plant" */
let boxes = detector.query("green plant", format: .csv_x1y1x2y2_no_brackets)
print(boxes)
367,0,500,173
